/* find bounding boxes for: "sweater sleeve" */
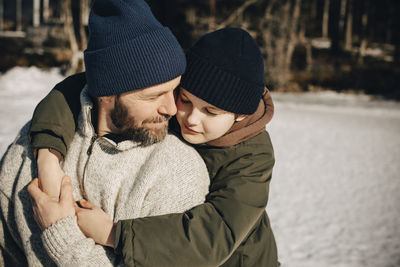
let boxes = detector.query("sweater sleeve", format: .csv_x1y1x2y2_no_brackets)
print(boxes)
115,132,275,267
29,72,86,157
42,216,122,267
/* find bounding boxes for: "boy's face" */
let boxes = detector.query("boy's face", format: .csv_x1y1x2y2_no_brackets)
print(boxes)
176,88,237,144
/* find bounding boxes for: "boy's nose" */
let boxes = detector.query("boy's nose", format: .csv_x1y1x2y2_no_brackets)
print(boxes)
186,108,201,125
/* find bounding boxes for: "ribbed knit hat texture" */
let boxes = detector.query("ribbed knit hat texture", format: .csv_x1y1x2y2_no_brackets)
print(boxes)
181,28,265,115
84,0,186,97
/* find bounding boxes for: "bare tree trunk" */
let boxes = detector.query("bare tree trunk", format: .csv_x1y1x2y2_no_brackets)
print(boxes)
339,0,347,37
64,0,81,75
344,0,352,51
286,0,302,67
330,0,341,55
82,0,90,26
299,22,313,71
33,0,40,27
322,0,330,38
0,0,4,31
260,0,303,90
209,0,216,31
311,0,318,19
80,0,88,50
393,3,400,65
358,4,368,64
43,0,49,23
271,1,291,88
16,0,22,31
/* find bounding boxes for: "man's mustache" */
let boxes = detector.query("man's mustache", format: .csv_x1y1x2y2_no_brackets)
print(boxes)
143,115,171,124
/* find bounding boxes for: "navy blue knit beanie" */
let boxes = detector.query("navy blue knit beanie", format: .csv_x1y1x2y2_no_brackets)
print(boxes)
84,0,186,97
181,28,265,115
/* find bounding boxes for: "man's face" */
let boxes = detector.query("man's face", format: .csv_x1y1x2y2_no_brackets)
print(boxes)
110,76,181,146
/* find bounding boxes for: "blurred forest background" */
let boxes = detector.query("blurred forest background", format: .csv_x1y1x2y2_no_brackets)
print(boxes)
1,0,399,100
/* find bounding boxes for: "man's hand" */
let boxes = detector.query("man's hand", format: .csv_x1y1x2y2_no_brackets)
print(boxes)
75,199,116,247
28,175,75,230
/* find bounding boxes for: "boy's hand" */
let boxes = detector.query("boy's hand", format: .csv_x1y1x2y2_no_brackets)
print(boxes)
28,176,76,230
36,148,65,200
75,199,116,247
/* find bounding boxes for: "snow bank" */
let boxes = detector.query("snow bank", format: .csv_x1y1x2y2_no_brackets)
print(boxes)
0,67,64,154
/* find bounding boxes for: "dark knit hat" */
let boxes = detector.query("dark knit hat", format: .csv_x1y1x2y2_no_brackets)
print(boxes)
181,28,265,115
84,0,186,97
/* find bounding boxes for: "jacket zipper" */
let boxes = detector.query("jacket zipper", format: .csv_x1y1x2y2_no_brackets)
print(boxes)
81,108,97,199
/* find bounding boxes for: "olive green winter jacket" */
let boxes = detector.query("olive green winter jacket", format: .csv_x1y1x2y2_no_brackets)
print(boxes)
29,72,278,267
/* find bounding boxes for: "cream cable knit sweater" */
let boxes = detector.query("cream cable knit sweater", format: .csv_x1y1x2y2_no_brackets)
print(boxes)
0,87,210,266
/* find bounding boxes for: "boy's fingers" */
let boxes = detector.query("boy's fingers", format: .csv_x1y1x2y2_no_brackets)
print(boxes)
74,205,82,214
79,199,94,209
59,176,73,206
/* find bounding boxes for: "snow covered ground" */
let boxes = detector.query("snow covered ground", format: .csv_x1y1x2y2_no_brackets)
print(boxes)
1,67,399,266
0,67,64,154
268,92,400,267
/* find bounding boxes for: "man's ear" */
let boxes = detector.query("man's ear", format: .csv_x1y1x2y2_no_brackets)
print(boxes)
97,95,116,113
235,115,248,122
98,95,114,104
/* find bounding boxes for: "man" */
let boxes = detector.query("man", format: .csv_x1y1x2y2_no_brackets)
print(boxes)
0,0,209,266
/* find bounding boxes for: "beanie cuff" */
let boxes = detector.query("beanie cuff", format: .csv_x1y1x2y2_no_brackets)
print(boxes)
181,51,264,115
84,27,186,97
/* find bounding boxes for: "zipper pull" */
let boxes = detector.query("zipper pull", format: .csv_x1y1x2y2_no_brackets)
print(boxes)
87,136,97,155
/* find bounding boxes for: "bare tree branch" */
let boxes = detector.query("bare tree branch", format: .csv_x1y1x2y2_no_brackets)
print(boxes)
216,0,259,29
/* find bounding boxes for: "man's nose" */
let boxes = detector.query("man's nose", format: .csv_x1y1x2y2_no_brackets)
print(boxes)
158,91,177,116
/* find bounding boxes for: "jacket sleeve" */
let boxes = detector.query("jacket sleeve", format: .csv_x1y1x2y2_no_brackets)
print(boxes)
29,72,86,157
115,132,275,267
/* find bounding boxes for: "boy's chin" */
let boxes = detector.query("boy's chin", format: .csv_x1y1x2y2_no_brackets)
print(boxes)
181,132,205,145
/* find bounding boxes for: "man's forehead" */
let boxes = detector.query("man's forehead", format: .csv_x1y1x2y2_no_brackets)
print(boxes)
120,77,181,98
140,85,175,96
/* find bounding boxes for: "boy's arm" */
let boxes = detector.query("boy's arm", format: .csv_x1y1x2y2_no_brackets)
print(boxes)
29,72,85,199
36,148,64,199
115,133,275,267
29,72,86,157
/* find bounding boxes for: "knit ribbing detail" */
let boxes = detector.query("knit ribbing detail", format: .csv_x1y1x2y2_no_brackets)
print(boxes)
85,27,186,97
41,216,87,263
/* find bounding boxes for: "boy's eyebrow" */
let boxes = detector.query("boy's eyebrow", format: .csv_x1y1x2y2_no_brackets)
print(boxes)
205,105,227,114
181,91,225,113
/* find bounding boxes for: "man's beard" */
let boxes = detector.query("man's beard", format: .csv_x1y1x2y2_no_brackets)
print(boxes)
110,96,171,147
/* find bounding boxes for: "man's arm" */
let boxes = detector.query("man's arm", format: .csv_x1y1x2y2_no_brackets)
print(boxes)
0,195,29,267
28,176,122,267
0,124,120,267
